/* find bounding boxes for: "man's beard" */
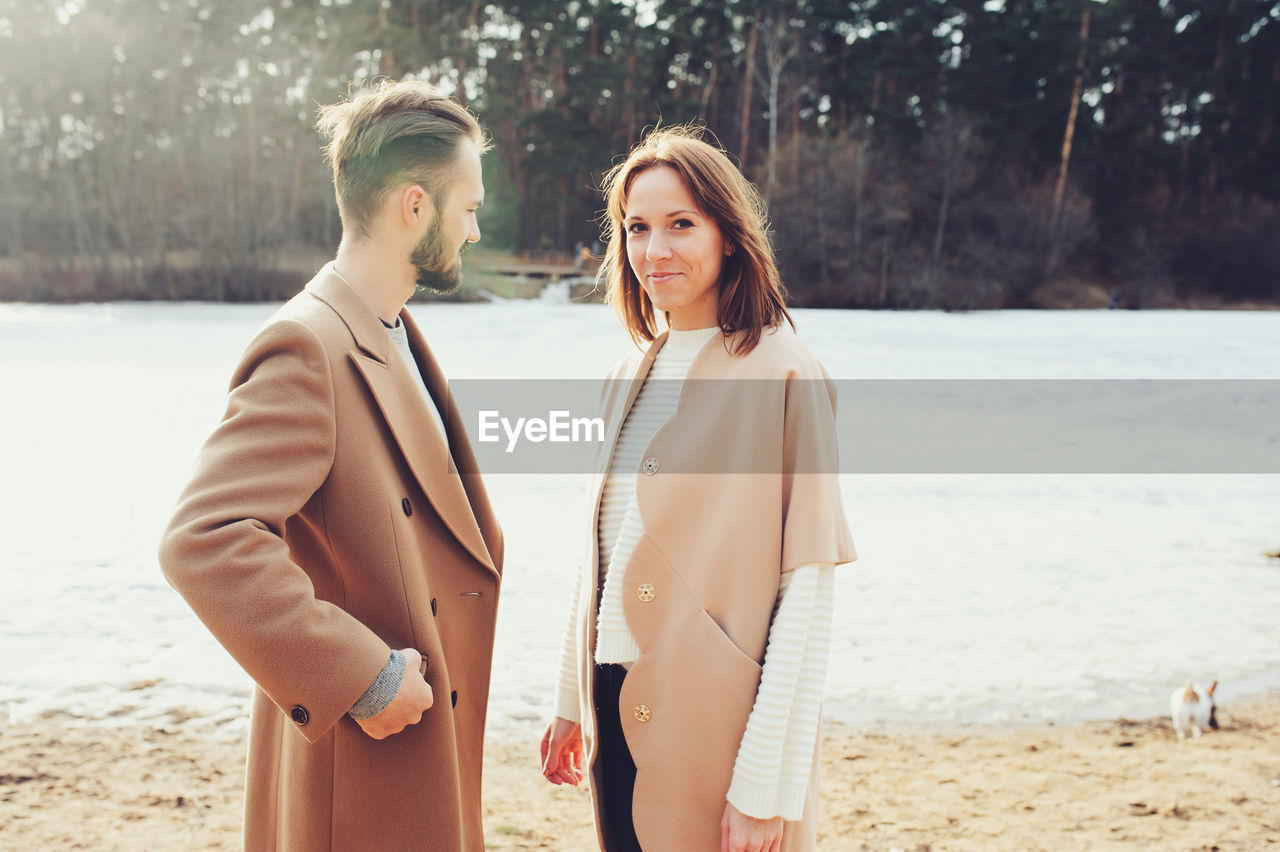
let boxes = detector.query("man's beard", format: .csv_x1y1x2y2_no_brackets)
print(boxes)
410,220,466,295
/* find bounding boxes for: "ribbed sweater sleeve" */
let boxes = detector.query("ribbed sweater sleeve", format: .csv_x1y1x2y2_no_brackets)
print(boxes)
554,569,583,723
348,650,406,720
726,562,836,821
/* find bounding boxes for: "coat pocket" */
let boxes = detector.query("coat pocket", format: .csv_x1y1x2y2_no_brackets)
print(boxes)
687,606,764,698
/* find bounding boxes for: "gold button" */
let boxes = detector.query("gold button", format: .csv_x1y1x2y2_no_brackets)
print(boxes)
641,457,659,475
636,583,655,602
633,704,652,722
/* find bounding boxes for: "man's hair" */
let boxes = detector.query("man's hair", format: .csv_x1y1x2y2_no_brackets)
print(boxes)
598,125,793,355
316,79,490,238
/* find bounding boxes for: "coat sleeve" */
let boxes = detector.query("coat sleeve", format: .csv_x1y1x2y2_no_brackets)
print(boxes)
780,362,857,574
158,318,391,742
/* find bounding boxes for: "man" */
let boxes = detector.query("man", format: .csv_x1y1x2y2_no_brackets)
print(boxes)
158,80,502,851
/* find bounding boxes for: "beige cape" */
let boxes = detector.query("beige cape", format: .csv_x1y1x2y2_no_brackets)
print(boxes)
572,326,856,851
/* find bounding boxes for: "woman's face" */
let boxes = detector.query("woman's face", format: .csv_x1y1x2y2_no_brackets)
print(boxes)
623,165,730,330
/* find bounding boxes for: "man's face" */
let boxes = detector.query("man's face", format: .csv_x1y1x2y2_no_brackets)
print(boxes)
411,137,484,295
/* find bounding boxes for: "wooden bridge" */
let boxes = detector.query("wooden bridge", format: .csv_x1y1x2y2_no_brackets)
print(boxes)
482,250,601,279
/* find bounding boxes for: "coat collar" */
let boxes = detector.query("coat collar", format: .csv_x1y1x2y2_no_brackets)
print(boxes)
306,263,392,365
306,264,500,577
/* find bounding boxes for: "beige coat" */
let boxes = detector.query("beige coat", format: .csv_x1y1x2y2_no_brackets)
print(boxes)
159,266,503,851
573,326,856,851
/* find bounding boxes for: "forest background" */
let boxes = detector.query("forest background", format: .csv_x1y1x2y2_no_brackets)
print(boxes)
1,0,1278,309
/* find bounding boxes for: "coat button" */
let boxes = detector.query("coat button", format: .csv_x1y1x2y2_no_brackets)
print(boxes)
641,457,659,475
636,583,655,602
633,704,651,722
290,705,309,726
401,498,412,517
451,690,458,708
431,597,438,616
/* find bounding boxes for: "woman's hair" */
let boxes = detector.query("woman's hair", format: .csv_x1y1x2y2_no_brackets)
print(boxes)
316,79,490,238
598,125,793,354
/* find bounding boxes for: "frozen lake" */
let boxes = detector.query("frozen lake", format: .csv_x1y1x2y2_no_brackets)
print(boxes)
1,301,1278,739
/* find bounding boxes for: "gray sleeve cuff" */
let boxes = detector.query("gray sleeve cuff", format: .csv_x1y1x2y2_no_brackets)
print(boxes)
348,650,406,721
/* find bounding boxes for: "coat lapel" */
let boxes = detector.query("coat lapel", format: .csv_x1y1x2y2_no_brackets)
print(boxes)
581,331,670,809
400,308,503,575
586,332,667,570
307,267,497,577
581,332,665,786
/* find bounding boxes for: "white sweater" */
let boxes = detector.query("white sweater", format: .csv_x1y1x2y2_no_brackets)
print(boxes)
554,326,835,821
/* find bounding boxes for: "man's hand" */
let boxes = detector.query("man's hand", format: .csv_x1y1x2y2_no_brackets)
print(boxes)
355,648,433,740
720,801,784,852
540,717,584,785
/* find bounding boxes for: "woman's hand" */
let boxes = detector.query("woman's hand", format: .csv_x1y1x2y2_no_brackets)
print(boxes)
540,716,584,785
720,801,784,852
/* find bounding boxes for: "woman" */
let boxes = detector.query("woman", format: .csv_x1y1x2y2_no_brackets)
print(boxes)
540,126,855,852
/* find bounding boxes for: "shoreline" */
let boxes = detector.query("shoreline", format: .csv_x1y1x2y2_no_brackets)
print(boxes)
2,694,1277,850
2,296,1280,310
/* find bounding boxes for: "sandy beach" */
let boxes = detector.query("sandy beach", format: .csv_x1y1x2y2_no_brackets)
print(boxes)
2,694,1277,851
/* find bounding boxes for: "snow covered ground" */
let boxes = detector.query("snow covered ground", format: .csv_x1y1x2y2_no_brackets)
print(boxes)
1,301,1277,738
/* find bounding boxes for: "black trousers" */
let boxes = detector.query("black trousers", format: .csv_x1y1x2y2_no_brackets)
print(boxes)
593,663,644,852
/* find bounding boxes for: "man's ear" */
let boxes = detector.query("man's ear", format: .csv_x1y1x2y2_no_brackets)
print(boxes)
401,184,434,229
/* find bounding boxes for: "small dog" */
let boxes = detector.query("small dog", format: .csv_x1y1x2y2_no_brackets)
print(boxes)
1170,681,1218,740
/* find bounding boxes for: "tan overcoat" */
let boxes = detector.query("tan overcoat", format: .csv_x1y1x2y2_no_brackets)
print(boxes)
572,326,856,851
159,265,503,851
